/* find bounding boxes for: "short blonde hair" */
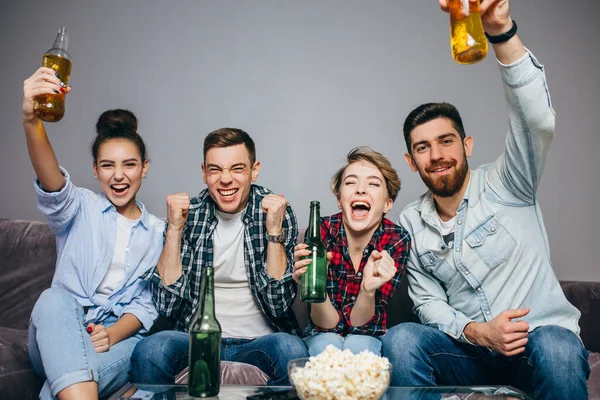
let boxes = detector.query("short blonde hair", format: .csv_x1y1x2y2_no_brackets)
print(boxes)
330,146,401,201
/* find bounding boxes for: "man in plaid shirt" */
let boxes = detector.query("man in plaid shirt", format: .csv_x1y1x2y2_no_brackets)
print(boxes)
293,147,411,356
131,128,308,385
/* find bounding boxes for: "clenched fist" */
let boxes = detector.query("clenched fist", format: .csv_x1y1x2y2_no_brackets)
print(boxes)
166,193,190,232
361,250,397,293
261,194,288,236
86,323,110,353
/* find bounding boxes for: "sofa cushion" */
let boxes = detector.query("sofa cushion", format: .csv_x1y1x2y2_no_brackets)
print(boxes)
588,352,600,398
0,327,41,400
560,281,600,353
0,219,56,330
174,362,268,385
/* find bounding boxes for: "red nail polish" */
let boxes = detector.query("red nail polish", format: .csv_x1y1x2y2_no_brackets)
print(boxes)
59,87,66,94
86,326,93,333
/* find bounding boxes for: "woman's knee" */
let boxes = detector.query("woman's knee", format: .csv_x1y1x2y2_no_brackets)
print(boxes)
305,332,343,356
343,335,382,355
34,288,78,315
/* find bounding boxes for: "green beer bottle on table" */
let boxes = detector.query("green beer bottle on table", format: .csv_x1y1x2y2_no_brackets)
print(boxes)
301,201,327,303
188,266,221,397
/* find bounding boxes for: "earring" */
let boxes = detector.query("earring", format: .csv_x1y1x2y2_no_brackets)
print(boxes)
94,175,98,179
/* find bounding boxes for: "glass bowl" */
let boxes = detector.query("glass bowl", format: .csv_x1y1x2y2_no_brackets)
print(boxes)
288,357,391,400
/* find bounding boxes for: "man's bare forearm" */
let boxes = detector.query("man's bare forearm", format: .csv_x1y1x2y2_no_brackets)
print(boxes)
157,227,184,286
265,242,287,280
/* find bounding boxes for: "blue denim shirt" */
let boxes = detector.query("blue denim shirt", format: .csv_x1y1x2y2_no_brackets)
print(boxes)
35,167,164,332
398,51,581,342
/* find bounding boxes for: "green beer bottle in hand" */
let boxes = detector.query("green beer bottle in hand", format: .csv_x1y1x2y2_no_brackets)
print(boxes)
301,201,327,303
188,266,221,397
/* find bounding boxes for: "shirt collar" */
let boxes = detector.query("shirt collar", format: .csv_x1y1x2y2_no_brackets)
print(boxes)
327,212,385,249
98,193,150,229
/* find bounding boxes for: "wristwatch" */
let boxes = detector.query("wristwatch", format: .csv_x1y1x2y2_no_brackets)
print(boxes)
266,231,286,243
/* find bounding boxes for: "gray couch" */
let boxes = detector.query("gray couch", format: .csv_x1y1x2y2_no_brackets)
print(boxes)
1,218,599,399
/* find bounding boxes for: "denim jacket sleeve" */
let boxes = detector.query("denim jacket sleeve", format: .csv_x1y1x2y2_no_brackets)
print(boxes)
486,50,555,204
399,213,474,341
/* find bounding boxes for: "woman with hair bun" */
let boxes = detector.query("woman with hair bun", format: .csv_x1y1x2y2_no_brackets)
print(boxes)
22,67,164,400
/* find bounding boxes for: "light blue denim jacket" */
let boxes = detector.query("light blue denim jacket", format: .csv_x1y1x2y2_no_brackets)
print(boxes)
35,167,164,332
398,51,581,342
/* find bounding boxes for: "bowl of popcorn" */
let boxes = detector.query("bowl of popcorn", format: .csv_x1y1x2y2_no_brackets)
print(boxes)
288,345,391,400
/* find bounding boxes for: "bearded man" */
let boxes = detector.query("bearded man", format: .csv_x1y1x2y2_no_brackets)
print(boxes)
381,0,590,399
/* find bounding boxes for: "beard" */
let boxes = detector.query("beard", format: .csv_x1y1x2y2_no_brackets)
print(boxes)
418,157,469,198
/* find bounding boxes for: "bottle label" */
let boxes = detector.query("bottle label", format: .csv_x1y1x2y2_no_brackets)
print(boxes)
462,0,469,15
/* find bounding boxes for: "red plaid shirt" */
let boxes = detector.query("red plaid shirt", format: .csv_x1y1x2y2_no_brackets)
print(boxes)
312,213,411,336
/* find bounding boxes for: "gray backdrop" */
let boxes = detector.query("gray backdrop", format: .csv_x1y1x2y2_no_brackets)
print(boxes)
1,1,598,281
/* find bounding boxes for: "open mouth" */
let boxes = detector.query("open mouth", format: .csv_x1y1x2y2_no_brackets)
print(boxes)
110,184,130,196
428,163,454,175
217,188,239,197
350,200,371,219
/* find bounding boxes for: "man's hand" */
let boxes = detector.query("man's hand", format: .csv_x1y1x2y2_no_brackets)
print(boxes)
464,308,530,356
361,250,397,293
86,323,110,353
293,243,332,283
166,193,190,232
261,194,288,237
439,0,512,36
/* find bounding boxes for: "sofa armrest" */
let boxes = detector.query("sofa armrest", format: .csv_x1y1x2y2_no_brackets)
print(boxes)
560,281,600,353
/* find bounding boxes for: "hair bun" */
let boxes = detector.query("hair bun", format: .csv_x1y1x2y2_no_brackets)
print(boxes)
95,109,138,137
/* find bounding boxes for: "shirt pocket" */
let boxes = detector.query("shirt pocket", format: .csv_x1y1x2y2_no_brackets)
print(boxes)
464,215,516,269
418,251,456,286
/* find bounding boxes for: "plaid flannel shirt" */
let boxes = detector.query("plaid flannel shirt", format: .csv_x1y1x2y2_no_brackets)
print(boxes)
313,213,411,336
143,184,301,335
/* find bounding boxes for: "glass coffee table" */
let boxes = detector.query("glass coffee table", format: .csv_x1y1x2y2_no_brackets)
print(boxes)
110,384,533,400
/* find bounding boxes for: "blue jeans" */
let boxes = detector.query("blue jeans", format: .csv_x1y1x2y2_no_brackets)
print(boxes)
304,332,382,356
382,322,590,400
28,288,142,400
131,330,308,386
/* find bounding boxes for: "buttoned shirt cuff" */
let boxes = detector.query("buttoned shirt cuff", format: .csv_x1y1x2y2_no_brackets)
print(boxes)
498,48,544,87
256,269,294,292
439,314,474,342
35,166,71,209
121,304,158,333
457,319,477,345
145,266,189,298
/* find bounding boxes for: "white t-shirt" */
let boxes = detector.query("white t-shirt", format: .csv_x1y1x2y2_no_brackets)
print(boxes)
213,209,275,339
96,213,139,297
435,211,457,248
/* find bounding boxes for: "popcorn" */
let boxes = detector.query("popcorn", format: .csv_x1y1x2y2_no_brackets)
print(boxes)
289,345,391,400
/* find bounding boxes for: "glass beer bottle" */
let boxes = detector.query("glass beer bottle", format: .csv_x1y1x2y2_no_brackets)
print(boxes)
33,27,72,122
301,201,327,303
449,0,488,64
188,266,221,398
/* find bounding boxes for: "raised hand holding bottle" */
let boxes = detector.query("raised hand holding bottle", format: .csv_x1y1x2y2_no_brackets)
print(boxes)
33,27,72,122
449,0,488,64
